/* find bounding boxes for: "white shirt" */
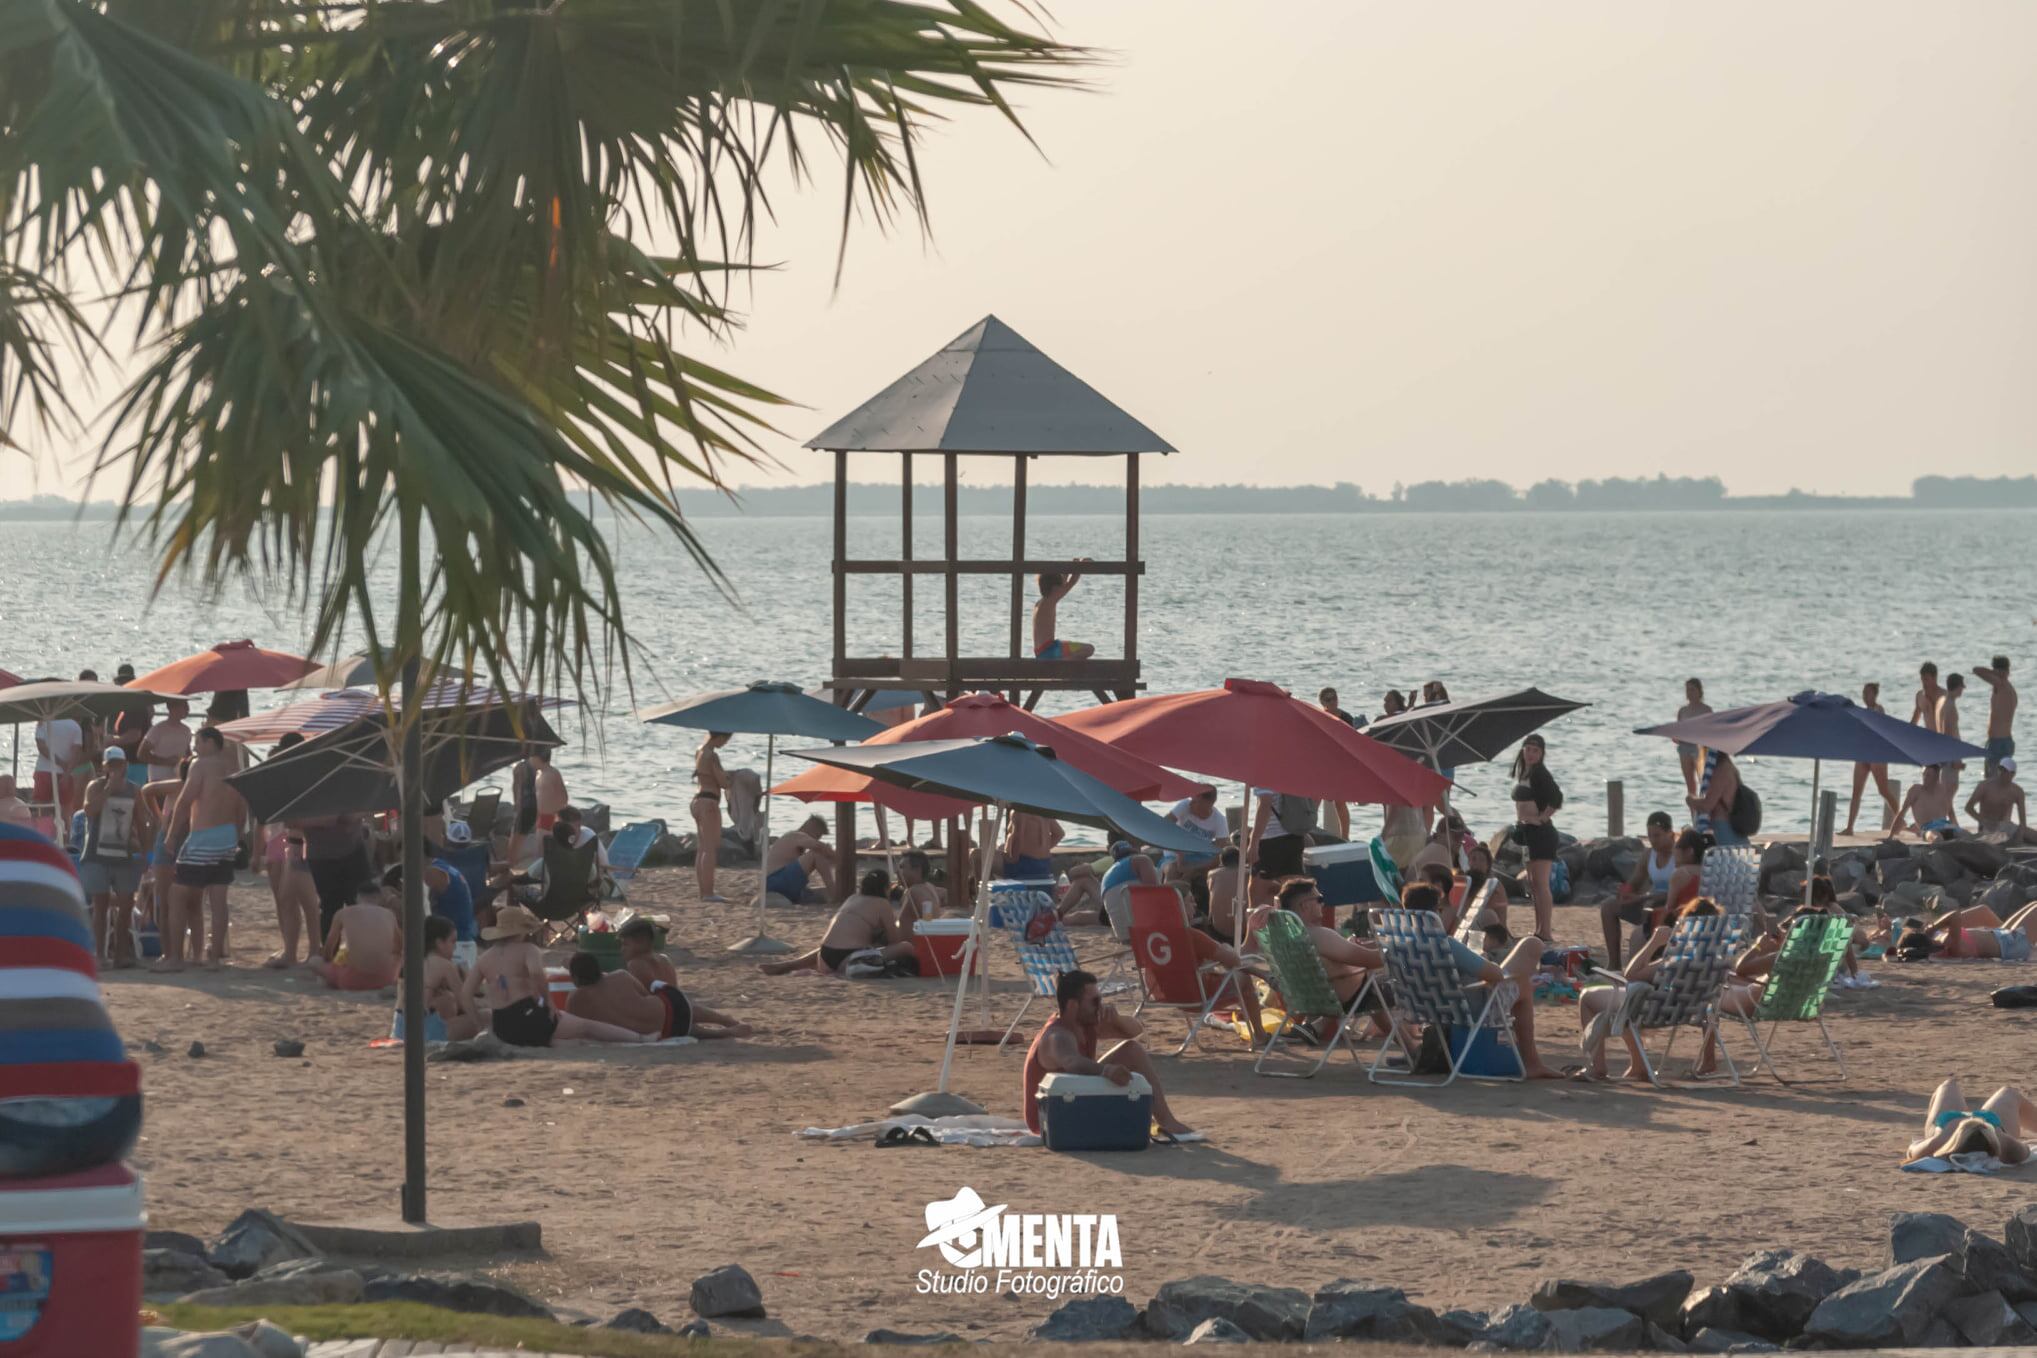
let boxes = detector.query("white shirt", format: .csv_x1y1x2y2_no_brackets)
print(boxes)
572,825,611,870
1169,799,1228,843
34,719,83,774
142,717,193,781
1254,788,1296,841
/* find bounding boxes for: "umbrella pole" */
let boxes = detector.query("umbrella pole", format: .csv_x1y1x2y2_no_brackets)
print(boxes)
892,804,1000,1117
396,517,428,1225
727,735,794,955
1805,758,1821,911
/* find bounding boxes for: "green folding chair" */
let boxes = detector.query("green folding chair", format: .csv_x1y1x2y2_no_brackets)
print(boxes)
1252,909,1375,1078
1737,914,1851,1084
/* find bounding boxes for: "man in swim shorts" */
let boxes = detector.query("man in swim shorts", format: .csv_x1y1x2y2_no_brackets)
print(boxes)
163,726,246,969
1966,757,2031,845
565,950,750,1039
1031,561,1095,661
760,814,833,903
1892,764,1959,840
998,811,1062,881
1974,656,2017,777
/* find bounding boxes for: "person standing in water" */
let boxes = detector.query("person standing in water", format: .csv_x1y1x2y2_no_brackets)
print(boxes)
1844,681,1900,836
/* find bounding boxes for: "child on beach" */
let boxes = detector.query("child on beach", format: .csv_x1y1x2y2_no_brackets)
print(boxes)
1033,560,1094,660
311,880,401,991
408,916,481,1041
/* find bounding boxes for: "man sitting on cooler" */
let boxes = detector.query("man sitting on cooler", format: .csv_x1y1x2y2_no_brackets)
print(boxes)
1022,969,1201,1142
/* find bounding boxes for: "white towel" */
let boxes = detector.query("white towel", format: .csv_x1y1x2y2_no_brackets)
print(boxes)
795,1113,1041,1148
1901,1151,2004,1175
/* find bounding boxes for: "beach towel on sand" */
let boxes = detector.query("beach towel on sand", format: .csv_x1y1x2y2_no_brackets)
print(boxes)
1902,1152,2005,1175
796,1114,1040,1148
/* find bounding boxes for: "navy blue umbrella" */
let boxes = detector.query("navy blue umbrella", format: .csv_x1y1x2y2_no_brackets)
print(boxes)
1634,691,1984,766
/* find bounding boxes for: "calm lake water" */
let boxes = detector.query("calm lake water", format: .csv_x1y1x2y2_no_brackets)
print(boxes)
2,509,2028,844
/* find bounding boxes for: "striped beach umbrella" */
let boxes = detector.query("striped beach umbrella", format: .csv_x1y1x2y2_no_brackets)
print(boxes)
218,680,567,745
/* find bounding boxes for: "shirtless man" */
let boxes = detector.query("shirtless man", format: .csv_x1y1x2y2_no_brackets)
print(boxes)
758,870,915,975
1022,969,1198,1140
138,699,193,784
162,726,246,969
310,880,402,990
0,776,32,830
1911,661,1944,732
1844,681,1900,835
1936,673,1968,822
1032,560,1094,662
999,812,1062,880
761,814,833,904
1966,758,2031,845
1676,678,1713,797
1975,656,2017,776
1892,764,1959,839
466,904,646,1047
566,951,750,1040
616,915,678,989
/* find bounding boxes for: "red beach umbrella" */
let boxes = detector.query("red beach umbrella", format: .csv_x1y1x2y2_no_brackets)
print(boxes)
127,640,319,695
1054,677,1450,806
774,690,1204,819
0,669,20,689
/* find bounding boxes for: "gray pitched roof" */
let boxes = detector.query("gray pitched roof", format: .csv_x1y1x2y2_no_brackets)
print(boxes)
804,315,1175,455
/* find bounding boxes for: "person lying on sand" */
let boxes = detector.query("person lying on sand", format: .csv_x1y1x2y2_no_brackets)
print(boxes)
1892,901,2037,962
1905,1076,2035,1166
468,905,649,1047
405,916,481,1041
758,870,919,976
1023,968,1199,1141
1575,898,1725,1081
310,880,401,992
565,952,751,1040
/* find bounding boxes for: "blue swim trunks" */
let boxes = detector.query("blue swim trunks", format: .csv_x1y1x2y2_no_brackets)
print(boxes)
764,861,808,902
1034,640,1066,660
1006,854,1054,881
1984,736,2014,773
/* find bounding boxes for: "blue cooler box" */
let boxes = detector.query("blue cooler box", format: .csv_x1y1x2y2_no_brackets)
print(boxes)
1448,1024,1524,1078
1036,1073,1152,1152
1305,842,1386,908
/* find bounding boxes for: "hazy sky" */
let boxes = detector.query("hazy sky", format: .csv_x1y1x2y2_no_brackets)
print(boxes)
11,1,2037,500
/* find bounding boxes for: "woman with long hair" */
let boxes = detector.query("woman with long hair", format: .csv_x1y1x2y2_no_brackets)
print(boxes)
261,732,322,968
692,731,733,903
1509,734,1563,939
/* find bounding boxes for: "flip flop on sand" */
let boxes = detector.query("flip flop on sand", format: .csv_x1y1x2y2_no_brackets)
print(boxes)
1151,1129,1208,1145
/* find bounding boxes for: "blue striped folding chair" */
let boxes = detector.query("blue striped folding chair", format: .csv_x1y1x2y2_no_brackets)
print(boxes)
1589,912,1741,1087
990,882,1084,1050
600,818,667,901
1367,908,1525,1087
1699,844,1759,918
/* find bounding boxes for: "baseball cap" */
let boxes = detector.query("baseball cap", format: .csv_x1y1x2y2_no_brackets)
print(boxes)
102,747,127,763
2003,757,2017,774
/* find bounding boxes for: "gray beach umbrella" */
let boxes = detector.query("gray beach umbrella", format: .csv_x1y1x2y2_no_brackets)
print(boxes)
2,680,171,790
641,682,883,954
226,701,561,823
1365,687,1590,770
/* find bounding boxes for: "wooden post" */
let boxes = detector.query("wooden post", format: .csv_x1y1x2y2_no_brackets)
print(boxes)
901,453,914,659
1123,454,1139,690
1815,789,1839,867
832,451,853,902
1605,779,1624,837
1010,455,1028,661
944,453,960,701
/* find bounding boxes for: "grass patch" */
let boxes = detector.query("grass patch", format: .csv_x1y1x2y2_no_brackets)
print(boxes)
156,1302,843,1356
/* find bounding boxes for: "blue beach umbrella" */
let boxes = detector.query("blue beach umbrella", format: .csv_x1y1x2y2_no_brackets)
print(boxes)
641,682,883,954
1636,691,1987,903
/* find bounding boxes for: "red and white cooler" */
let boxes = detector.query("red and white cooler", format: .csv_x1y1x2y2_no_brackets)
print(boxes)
912,918,988,980
0,1164,144,1356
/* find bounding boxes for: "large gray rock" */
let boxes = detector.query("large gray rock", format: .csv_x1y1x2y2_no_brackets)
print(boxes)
1678,1285,1746,1338
1483,1304,1555,1350
1920,848,1970,887
1878,857,1925,890
1802,1255,1971,1348
2009,1204,2037,1273
690,1263,766,1319
1687,1328,1776,1353
1539,1306,1644,1352
1942,1290,2037,1346
1305,1279,1472,1345
1938,838,2011,878
1979,876,2033,913
144,1248,229,1297
1142,1276,1310,1341
1182,1317,1251,1344
1957,1228,2037,1302
1890,1210,1969,1266
362,1271,553,1319
1716,1248,1858,1340
1031,1296,1143,1342
205,1209,319,1280
863,1329,961,1345
180,1260,363,1308
1532,1270,1693,1330
605,1307,673,1334
1645,1320,1688,1353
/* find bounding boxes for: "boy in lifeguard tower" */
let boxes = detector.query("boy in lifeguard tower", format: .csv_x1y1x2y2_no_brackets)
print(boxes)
1033,560,1094,661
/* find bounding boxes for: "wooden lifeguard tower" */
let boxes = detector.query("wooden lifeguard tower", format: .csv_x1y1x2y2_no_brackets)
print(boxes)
807,315,1175,715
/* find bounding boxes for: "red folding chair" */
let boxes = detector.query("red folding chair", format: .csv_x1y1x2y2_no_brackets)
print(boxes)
1127,885,1251,1055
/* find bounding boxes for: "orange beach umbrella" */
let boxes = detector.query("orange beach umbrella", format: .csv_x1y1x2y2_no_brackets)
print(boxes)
127,640,319,695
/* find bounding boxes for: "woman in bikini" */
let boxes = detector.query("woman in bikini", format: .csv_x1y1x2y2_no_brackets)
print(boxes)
260,733,323,968
692,731,732,904
1906,1077,2036,1166
1510,734,1563,940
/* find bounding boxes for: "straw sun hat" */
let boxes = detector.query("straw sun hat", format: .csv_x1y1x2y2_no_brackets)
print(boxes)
483,904,542,941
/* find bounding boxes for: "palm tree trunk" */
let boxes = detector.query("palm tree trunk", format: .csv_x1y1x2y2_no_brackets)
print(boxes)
398,497,428,1223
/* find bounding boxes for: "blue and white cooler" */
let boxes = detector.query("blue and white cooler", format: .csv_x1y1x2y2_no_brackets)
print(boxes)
1035,1072,1153,1152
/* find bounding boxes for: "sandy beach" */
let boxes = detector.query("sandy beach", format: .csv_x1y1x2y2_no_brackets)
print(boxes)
107,865,2037,1340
